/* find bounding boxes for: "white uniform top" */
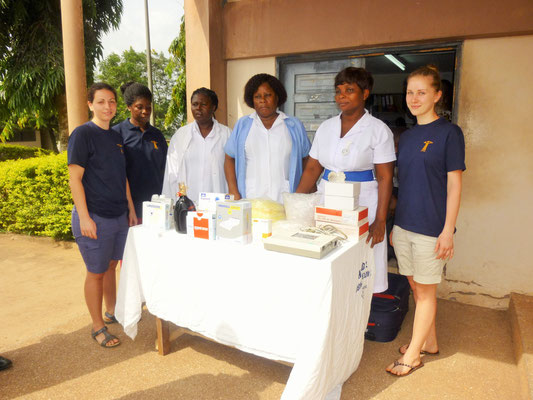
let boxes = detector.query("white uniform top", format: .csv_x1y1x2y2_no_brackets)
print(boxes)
244,111,292,203
162,119,231,204
310,110,396,292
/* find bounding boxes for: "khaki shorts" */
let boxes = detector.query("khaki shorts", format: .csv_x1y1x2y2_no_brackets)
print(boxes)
392,225,446,284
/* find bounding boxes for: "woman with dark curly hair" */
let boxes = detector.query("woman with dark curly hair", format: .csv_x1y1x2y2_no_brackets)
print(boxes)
296,67,396,293
224,73,311,202
112,82,168,221
162,87,231,204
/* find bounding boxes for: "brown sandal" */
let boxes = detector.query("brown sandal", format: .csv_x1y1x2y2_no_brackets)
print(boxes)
387,360,424,377
399,344,439,356
91,326,120,348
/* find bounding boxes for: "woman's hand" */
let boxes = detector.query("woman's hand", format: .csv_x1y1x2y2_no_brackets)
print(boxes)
366,219,386,248
435,230,454,260
128,208,138,226
231,191,242,201
80,216,97,239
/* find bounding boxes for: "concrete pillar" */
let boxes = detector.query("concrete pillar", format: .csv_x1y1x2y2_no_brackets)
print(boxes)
184,0,227,125
60,0,88,136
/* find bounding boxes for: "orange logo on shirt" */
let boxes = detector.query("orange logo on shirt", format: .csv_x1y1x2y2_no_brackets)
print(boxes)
421,141,433,152
151,141,159,150
116,143,124,154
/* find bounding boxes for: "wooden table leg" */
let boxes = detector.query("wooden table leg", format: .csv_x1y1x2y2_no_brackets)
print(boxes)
156,317,170,355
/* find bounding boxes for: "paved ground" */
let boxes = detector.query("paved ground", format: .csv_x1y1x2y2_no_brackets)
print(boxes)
0,232,522,399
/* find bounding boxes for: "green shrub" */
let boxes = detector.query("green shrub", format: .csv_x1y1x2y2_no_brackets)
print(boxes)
0,144,52,162
0,152,73,240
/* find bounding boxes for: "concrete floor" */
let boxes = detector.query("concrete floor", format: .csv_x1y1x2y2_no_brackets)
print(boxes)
0,233,522,399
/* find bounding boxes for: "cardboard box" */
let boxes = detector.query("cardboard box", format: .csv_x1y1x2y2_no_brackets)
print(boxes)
324,195,359,211
315,219,369,242
198,192,234,213
315,206,368,225
142,201,171,230
325,181,361,197
216,200,252,244
252,218,272,242
186,211,216,240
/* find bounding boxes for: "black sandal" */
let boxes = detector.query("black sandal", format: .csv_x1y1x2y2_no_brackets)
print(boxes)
103,311,118,324
91,326,120,348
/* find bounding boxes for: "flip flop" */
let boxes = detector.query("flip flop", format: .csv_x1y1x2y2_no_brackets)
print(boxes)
103,311,118,324
387,360,424,377
399,344,439,356
91,326,120,348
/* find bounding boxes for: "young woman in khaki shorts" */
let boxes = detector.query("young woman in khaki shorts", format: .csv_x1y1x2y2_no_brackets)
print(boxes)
386,65,466,376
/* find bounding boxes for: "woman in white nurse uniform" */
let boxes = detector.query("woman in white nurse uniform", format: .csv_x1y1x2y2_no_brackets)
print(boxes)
296,67,396,293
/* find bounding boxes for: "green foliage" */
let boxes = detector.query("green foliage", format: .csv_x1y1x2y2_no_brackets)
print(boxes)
0,144,52,162
0,152,73,240
0,0,123,143
165,15,187,128
97,48,177,137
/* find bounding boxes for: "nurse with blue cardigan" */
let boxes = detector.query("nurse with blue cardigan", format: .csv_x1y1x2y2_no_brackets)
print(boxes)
296,67,396,294
224,74,311,202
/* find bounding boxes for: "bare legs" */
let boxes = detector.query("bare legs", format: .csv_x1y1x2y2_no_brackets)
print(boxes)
84,260,119,346
386,278,438,375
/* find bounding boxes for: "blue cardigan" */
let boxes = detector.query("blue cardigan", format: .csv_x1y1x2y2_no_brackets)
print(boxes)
224,114,311,198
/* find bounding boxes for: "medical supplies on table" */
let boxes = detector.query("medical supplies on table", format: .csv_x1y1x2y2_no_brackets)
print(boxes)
216,200,252,244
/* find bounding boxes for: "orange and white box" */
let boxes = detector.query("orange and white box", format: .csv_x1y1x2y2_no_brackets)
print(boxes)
315,219,369,242
252,218,272,242
315,206,368,225
186,211,216,240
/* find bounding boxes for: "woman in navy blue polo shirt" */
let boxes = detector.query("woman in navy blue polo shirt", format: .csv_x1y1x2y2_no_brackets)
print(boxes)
68,82,138,348
386,65,465,376
113,82,168,221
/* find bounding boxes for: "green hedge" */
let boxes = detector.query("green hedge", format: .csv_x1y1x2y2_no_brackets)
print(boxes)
0,144,52,162
0,152,73,240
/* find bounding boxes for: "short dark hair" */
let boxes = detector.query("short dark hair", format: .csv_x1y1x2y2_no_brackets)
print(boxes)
191,87,219,111
243,73,287,109
120,82,152,106
334,67,374,92
88,82,117,102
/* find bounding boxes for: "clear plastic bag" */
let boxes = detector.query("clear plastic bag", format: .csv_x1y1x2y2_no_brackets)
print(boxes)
282,192,322,227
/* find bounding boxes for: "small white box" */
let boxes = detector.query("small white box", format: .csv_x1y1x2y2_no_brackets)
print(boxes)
142,201,170,230
324,195,359,211
315,219,369,241
216,200,252,244
186,211,216,240
315,206,369,225
252,218,272,242
325,181,361,197
198,192,235,213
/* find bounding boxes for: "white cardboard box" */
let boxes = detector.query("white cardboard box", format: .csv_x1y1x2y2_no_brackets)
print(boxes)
142,201,171,230
186,211,216,240
324,195,359,211
198,192,234,213
315,206,369,225
252,218,272,242
325,181,361,197
216,200,252,244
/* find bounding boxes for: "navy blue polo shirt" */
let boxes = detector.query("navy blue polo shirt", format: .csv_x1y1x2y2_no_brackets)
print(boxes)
67,121,128,218
112,119,168,217
395,118,466,237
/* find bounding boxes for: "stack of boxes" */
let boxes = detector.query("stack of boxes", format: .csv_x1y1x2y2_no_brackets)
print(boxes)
186,192,233,240
315,181,369,242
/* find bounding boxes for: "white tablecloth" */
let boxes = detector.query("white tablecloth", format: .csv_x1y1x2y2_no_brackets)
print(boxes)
116,226,375,400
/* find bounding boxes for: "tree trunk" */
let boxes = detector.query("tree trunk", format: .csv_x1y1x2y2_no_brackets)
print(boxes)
40,127,59,153
55,93,70,152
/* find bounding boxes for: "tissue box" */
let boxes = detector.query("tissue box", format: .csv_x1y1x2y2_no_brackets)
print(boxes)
315,206,368,225
325,181,361,197
324,195,359,211
198,192,234,213
142,201,171,230
252,218,272,242
216,200,252,244
186,211,216,240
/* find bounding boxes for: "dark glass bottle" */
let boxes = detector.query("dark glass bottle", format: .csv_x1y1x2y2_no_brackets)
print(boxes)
174,183,196,233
